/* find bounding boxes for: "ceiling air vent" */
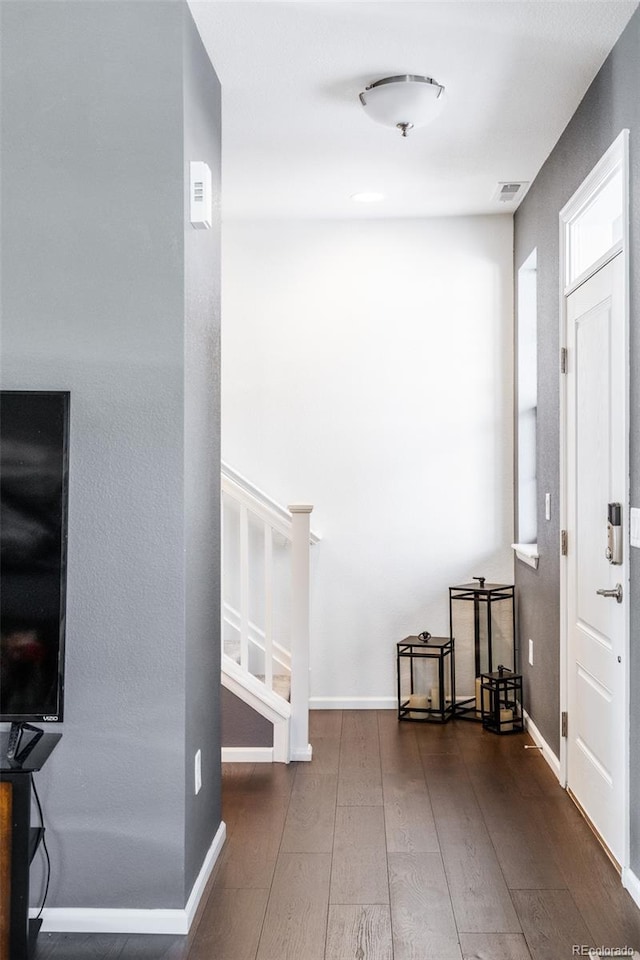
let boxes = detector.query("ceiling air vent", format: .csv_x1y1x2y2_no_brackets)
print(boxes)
494,181,529,203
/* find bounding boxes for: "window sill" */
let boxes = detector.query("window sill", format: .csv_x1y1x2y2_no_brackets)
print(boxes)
511,543,539,569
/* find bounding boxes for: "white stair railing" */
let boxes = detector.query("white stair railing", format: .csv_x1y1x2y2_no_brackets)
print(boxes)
221,463,319,762
221,602,291,672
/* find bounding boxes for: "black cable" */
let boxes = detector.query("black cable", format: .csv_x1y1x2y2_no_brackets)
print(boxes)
31,773,51,921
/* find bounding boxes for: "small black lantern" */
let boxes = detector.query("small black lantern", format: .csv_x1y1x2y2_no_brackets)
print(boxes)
480,665,524,734
396,635,455,723
449,577,516,720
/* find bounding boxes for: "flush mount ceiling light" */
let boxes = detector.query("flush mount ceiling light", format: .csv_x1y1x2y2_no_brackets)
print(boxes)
359,75,445,138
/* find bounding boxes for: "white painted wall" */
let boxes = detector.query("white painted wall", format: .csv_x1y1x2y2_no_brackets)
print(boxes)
222,216,514,705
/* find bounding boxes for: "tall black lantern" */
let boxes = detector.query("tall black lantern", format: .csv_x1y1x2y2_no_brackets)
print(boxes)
449,577,516,721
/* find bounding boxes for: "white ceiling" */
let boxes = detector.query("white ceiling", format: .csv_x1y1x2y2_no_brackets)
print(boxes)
188,1,638,220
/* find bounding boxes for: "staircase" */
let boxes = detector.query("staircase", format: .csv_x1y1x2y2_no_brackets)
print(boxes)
221,463,319,762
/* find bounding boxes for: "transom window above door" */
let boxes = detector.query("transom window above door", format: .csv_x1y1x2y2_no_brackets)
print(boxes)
565,160,624,289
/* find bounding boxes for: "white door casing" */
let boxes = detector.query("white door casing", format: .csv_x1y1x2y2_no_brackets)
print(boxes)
559,130,629,875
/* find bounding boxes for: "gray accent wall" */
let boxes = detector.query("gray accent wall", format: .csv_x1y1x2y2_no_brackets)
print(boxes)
1,1,221,911
221,688,274,749
514,7,640,873
183,8,222,898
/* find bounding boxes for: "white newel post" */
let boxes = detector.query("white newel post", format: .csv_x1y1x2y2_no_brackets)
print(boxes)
288,504,313,762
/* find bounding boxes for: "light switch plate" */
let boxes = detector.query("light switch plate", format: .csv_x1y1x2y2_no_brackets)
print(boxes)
631,507,640,549
190,161,212,229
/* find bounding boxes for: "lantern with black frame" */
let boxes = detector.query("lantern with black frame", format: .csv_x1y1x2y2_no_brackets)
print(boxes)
449,576,516,721
480,665,524,734
396,632,456,723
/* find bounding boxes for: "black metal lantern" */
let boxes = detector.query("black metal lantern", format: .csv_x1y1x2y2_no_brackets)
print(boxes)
449,576,516,721
396,635,455,723
480,666,524,734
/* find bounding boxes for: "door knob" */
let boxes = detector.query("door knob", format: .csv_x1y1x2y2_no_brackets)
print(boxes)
596,584,623,603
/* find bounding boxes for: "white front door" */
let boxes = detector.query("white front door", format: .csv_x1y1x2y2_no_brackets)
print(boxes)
565,251,627,865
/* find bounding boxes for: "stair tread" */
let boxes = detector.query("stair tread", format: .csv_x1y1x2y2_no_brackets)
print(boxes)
256,674,291,702
224,639,241,663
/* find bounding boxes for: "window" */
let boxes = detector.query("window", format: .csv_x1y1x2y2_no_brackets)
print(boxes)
516,249,537,546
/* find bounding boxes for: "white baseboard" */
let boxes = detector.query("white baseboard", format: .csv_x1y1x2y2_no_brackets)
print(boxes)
221,744,311,763
183,820,226,930
37,908,190,936
623,865,640,909
221,746,274,763
523,709,561,781
35,820,226,935
309,696,396,710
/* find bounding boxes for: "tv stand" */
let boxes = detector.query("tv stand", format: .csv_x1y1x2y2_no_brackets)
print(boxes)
1,730,61,960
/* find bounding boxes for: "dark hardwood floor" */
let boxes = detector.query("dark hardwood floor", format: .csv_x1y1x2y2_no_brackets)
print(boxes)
35,711,640,959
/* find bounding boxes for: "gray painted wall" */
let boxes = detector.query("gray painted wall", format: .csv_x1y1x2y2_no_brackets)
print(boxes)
221,688,273,748
514,8,640,873
1,0,221,910
183,8,222,898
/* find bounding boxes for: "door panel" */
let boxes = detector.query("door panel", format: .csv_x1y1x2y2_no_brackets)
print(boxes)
566,252,626,865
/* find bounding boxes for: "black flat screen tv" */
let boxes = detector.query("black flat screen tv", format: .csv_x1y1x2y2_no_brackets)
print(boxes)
1,391,70,722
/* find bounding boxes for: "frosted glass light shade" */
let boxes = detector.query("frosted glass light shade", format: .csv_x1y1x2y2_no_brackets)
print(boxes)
359,75,444,136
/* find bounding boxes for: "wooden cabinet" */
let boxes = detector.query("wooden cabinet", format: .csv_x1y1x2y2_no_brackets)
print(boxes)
1,781,12,960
